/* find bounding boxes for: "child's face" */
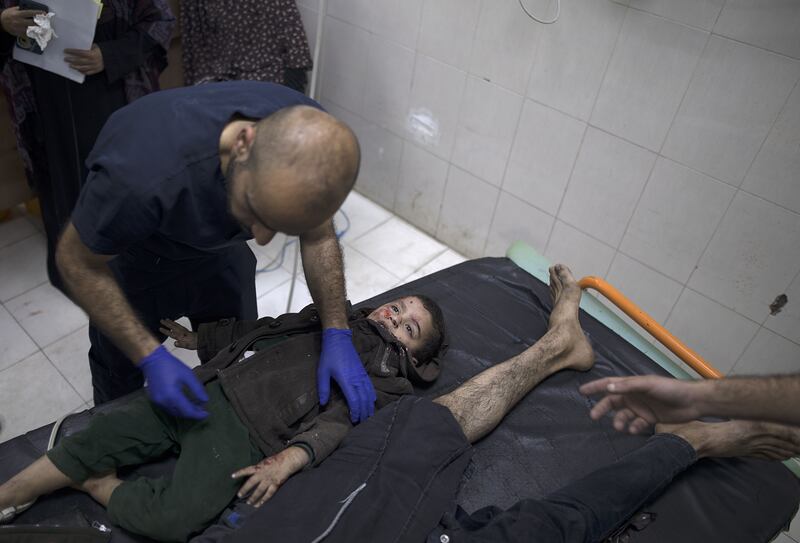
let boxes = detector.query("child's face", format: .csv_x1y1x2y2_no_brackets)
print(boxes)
367,296,433,358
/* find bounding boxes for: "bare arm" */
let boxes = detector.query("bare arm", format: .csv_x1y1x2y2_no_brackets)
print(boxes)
300,218,377,422
695,375,800,426
299,218,348,328
580,374,800,432
56,222,159,363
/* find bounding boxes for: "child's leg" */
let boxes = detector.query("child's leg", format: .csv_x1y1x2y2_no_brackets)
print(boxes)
0,456,74,510
1,393,179,514
106,382,262,542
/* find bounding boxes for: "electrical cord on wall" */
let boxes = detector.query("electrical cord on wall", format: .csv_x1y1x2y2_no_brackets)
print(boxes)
518,0,560,24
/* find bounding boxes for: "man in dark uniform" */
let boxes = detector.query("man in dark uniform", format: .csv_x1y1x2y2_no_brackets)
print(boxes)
55,80,376,423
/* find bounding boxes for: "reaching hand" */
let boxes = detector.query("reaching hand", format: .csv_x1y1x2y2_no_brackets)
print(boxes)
317,328,377,424
139,345,209,420
231,446,310,507
159,318,198,350
0,7,44,38
63,43,104,75
579,375,703,434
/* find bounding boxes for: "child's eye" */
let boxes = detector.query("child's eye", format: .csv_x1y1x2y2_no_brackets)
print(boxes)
392,305,399,313
405,324,412,334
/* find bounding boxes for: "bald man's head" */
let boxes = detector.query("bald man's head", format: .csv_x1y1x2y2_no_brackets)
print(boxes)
246,106,360,234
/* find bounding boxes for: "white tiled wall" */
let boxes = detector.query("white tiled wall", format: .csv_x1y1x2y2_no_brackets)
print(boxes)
303,0,800,387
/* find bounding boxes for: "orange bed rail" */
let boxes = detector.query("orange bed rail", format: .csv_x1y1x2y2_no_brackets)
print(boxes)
578,276,723,379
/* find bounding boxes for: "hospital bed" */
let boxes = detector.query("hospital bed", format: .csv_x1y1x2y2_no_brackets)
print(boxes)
1,242,798,542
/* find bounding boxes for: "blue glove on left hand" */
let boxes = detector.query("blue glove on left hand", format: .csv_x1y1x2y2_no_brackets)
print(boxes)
139,345,209,420
317,328,377,423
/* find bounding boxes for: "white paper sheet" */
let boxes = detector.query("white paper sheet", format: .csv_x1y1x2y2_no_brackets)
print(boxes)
12,0,101,84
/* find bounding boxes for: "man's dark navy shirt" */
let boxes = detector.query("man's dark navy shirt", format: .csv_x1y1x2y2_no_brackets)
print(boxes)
71,81,320,262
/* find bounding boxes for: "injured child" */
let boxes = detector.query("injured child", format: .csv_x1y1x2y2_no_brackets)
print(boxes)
0,295,447,541
3,266,800,542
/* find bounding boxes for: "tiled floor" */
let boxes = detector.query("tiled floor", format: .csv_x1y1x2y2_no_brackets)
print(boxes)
0,191,465,445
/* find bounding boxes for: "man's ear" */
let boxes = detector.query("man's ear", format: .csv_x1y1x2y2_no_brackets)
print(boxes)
411,354,421,367
234,124,257,161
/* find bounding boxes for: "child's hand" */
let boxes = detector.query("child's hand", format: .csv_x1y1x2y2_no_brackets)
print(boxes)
159,319,198,350
231,446,310,507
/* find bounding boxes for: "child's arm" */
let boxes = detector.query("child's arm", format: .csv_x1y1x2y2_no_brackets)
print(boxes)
231,445,311,507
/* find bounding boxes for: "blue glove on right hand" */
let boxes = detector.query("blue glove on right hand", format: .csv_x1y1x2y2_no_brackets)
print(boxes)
139,345,209,420
318,328,377,424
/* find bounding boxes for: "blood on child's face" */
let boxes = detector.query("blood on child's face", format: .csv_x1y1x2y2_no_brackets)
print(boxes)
367,296,432,356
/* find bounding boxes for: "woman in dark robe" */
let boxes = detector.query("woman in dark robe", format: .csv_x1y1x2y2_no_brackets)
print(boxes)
0,0,174,294
180,0,312,93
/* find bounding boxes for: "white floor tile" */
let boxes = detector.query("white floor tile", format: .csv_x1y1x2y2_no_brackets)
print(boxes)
789,509,800,541
350,217,446,280
402,249,467,283
5,283,89,348
0,216,37,250
0,304,38,372
339,191,392,242
249,234,298,275
0,235,47,302
342,246,402,305
43,325,92,402
25,213,45,233
0,351,83,444
172,346,202,369
255,267,292,299
257,279,313,317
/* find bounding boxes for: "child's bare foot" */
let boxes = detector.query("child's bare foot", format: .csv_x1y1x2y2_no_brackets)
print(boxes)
546,264,594,372
657,420,800,460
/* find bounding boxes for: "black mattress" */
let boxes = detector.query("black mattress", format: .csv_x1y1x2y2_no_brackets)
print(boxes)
2,257,798,542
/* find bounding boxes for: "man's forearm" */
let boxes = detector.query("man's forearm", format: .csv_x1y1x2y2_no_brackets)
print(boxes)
57,223,159,363
300,219,349,329
695,375,800,426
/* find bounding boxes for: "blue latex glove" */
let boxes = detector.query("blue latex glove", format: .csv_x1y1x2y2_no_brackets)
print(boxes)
139,345,209,420
318,328,377,423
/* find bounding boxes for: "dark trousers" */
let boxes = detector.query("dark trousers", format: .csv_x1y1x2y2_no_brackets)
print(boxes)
89,242,257,405
432,433,696,542
47,382,262,542
223,397,696,543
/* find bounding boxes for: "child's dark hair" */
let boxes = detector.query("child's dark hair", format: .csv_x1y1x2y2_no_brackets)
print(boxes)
412,294,446,364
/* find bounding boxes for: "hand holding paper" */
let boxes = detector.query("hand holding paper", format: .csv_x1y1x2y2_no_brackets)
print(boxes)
0,7,45,38
64,43,104,75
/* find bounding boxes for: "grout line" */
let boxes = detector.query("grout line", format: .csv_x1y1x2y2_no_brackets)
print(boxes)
2,279,49,306
403,247,449,280
625,1,800,64
654,27,712,156
0,350,38,377
624,4,718,33
739,75,800,188
613,155,658,251
40,347,90,404
480,6,548,257
0,230,39,252
726,322,762,375
710,0,728,31
345,214,393,243
346,244,403,281
544,2,628,253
